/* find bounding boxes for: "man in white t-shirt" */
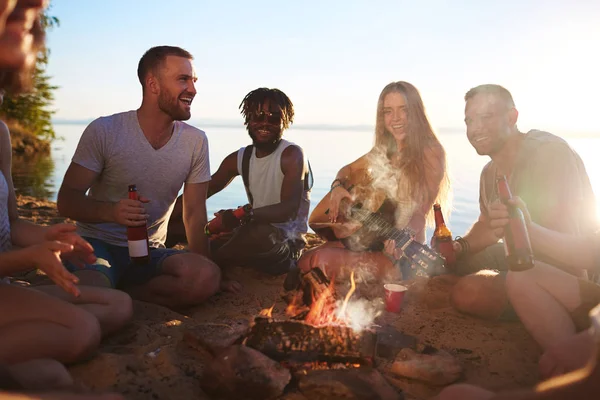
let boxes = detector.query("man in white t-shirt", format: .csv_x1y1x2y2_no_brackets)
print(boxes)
57,46,220,308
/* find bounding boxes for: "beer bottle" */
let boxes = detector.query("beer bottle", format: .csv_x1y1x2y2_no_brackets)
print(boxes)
127,184,150,264
432,203,456,267
496,175,534,271
204,204,253,236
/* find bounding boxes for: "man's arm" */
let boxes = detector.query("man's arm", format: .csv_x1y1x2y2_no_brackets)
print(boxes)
57,163,147,227
252,145,305,223
207,151,239,198
57,163,114,223
182,181,210,256
457,213,501,256
488,198,596,272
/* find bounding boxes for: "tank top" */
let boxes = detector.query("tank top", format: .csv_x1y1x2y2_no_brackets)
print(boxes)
237,139,310,239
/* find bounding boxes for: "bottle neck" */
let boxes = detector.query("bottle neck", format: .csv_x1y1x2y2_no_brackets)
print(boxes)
496,176,513,202
434,210,446,228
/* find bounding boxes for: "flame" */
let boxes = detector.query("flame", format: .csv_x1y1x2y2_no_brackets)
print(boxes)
284,269,382,332
338,271,356,318
302,271,359,328
259,305,274,318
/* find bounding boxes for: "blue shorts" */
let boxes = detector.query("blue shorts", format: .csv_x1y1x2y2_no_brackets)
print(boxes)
65,237,184,288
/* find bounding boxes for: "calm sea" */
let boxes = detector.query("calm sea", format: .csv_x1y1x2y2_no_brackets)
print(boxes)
12,124,600,237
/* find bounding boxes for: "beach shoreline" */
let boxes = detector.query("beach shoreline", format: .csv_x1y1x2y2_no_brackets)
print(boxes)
15,195,541,400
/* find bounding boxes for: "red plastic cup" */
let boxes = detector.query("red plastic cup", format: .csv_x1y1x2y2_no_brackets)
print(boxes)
384,284,407,313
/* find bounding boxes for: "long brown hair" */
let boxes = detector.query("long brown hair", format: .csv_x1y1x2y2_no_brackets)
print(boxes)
373,81,451,224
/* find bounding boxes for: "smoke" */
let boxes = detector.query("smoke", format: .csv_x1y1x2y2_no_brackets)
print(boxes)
365,149,418,230
336,297,383,332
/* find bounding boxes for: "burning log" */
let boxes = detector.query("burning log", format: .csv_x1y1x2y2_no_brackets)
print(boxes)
243,317,376,366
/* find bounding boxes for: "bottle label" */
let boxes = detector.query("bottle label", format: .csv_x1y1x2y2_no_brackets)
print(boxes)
128,239,149,257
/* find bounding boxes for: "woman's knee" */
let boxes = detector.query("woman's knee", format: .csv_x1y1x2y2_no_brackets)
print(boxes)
104,289,133,332
63,308,101,363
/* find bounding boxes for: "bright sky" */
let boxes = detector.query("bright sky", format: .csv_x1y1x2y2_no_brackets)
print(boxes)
47,0,600,134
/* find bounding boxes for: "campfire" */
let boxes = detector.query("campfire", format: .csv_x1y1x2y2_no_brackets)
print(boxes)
191,268,459,400
243,270,383,372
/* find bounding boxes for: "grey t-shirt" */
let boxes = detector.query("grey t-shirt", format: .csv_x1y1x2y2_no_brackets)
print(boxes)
72,110,210,247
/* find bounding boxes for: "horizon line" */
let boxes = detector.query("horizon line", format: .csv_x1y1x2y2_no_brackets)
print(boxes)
51,118,465,133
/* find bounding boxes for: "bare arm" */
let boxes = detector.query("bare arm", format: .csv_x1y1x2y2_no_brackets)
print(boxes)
252,145,305,223
57,163,147,227
207,151,239,198
183,181,210,256
458,214,501,256
332,153,371,187
57,163,115,223
489,198,596,272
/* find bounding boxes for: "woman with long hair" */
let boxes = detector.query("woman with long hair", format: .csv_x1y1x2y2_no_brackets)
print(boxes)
0,1,130,397
298,81,450,281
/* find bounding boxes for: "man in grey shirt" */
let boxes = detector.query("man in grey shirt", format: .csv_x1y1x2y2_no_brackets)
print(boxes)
57,46,220,308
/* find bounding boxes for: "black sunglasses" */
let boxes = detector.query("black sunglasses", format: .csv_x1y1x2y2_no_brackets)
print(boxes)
252,111,282,124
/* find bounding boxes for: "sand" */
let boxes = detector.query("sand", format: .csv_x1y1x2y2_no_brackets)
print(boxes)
15,195,541,399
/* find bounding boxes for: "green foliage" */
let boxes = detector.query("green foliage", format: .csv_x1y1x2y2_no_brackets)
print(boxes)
0,9,59,141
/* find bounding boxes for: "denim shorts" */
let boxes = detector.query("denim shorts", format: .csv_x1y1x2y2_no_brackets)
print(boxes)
65,237,185,288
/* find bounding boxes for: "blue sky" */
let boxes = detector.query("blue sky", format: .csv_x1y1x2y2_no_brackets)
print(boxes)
47,0,600,134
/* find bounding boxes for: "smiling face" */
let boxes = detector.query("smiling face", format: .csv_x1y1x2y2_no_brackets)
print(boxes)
464,92,516,156
247,99,283,151
383,91,408,145
156,55,197,121
0,0,46,70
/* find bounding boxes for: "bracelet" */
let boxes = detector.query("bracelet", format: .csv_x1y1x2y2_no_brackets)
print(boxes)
330,179,342,190
330,183,344,192
455,236,470,255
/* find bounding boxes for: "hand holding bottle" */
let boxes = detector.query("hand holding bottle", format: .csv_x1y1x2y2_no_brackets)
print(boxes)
112,196,150,227
488,197,533,239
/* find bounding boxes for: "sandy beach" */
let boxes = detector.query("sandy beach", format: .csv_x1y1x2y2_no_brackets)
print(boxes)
15,195,542,400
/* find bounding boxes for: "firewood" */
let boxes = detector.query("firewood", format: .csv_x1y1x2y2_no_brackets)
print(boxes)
200,345,291,400
244,317,376,366
298,367,403,400
388,348,463,386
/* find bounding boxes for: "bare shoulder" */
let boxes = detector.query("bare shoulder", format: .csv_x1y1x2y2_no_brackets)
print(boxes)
281,143,304,160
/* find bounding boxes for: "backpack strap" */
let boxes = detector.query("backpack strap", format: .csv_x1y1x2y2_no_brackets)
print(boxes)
242,145,254,205
304,159,314,191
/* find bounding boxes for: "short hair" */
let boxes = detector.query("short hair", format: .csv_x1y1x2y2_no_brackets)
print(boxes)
239,88,294,130
137,46,193,88
464,84,515,108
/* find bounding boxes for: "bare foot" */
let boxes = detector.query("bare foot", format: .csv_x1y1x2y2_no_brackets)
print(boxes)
221,279,243,294
9,359,73,390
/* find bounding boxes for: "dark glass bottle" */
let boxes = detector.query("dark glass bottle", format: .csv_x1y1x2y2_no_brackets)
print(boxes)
496,175,534,271
127,184,150,264
433,203,456,267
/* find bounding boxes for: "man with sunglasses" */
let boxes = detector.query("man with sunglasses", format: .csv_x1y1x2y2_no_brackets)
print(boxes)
167,87,311,293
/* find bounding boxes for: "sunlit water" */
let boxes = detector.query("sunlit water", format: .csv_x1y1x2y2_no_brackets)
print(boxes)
12,124,600,237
